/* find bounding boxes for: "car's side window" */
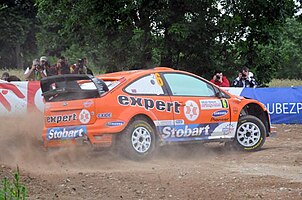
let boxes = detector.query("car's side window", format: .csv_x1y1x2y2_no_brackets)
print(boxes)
125,74,164,95
163,73,216,96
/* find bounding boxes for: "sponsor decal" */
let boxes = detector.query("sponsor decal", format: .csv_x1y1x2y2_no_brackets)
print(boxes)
184,100,199,121
47,125,87,140
154,120,174,126
200,99,228,110
155,73,164,86
221,99,228,108
118,95,181,113
97,112,112,118
222,124,236,135
266,102,302,114
47,113,77,123
175,119,185,125
212,110,228,117
161,124,211,139
79,109,91,124
83,100,93,108
154,119,185,126
211,117,229,122
107,121,125,126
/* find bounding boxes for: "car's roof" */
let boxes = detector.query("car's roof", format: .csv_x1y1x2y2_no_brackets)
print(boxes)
97,67,176,80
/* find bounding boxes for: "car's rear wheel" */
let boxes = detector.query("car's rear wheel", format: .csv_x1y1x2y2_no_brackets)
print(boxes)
234,115,266,151
117,118,156,160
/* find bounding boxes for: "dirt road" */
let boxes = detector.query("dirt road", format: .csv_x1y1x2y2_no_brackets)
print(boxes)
0,115,302,199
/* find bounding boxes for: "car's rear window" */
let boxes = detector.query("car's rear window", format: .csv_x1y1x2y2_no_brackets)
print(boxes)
42,77,108,102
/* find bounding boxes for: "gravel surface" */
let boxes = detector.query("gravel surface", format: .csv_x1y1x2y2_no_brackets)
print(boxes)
0,115,301,200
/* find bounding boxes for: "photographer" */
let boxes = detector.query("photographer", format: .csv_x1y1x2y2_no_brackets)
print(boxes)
232,67,258,88
70,58,88,74
210,70,230,87
24,59,47,81
56,56,71,75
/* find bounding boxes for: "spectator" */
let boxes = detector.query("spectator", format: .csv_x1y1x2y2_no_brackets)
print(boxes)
40,56,56,76
1,72,21,82
56,56,70,75
232,67,258,88
1,72,9,81
70,58,88,74
24,59,47,81
210,70,230,87
40,56,48,67
7,75,21,82
83,57,94,75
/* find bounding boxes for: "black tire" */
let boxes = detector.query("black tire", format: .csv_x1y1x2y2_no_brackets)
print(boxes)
233,115,266,151
117,118,156,160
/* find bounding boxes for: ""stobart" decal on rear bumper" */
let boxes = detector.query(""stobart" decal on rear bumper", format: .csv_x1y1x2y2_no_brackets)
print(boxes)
47,125,86,140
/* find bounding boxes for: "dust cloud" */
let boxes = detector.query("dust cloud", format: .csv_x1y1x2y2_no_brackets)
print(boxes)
0,112,233,175
0,112,92,174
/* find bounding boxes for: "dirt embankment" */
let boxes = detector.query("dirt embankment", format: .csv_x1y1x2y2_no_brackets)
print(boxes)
0,115,302,200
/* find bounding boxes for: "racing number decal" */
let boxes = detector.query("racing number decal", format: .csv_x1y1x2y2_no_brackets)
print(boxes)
155,73,164,86
221,99,228,108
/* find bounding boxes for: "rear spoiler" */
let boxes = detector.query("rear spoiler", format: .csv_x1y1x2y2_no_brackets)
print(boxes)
40,74,108,102
40,74,94,93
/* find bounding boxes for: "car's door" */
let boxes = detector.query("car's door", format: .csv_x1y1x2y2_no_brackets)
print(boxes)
121,72,175,132
160,72,232,142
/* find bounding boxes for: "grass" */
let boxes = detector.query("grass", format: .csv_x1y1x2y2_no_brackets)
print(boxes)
0,69,302,87
268,79,302,87
0,166,27,200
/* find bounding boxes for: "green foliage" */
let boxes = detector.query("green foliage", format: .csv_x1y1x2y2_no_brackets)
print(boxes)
0,166,27,200
275,18,302,79
1,0,302,83
0,0,38,68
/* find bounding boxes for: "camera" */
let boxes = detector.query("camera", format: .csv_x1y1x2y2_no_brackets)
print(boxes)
241,72,248,80
215,75,220,82
35,64,42,70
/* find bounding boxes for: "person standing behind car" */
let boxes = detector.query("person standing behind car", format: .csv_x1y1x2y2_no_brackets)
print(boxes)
40,56,49,69
24,59,47,81
70,58,88,74
56,56,70,75
83,57,94,75
210,70,230,87
232,67,258,88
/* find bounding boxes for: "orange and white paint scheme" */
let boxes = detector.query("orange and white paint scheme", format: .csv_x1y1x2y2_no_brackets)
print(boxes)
41,68,272,159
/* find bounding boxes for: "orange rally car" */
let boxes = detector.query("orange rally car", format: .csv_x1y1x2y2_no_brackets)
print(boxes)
41,67,272,159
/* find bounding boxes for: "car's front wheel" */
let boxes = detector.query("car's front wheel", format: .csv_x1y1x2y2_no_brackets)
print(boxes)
234,115,266,151
117,118,156,160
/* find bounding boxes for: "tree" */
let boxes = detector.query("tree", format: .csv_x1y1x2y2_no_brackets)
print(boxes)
0,0,38,69
217,0,297,84
32,0,300,84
